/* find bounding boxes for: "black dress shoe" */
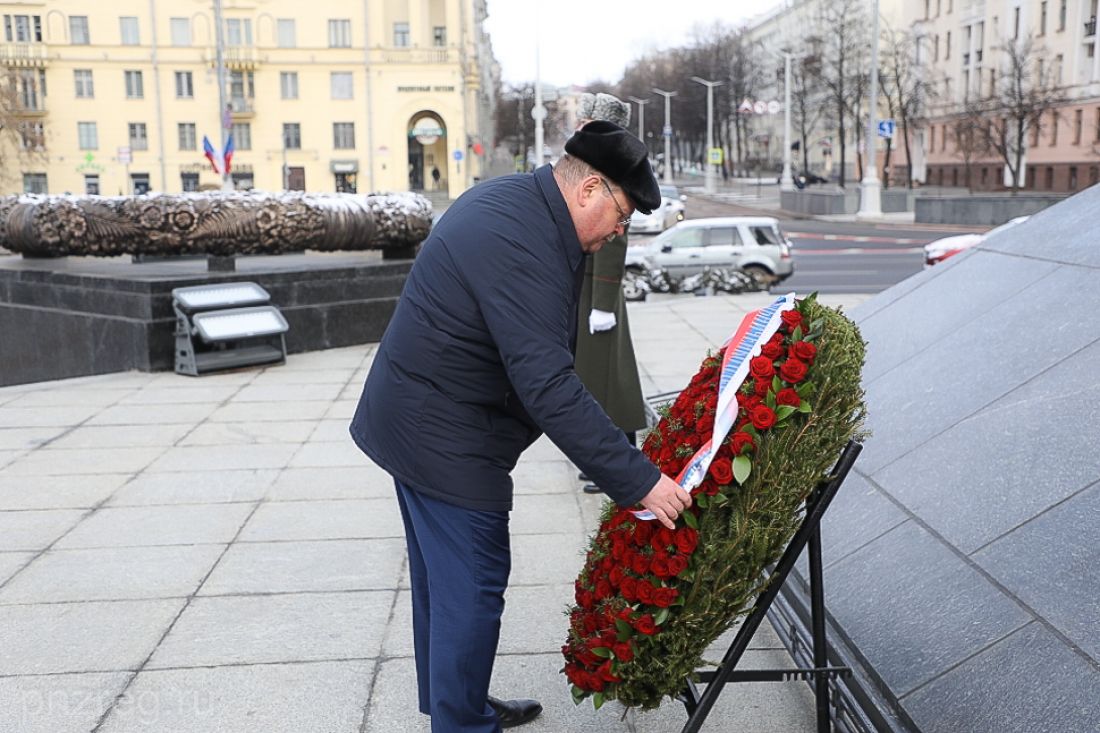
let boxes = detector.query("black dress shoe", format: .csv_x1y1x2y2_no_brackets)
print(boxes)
582,482,602,494
577,471,589,481
487,695,542,728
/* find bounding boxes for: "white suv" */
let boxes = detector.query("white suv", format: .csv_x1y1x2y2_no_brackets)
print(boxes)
626,216,794,283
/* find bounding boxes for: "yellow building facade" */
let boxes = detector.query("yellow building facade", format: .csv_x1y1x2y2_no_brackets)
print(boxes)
0,0,497,198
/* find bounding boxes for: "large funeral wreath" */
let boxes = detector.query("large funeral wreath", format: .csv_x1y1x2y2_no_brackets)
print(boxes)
563,293,866,710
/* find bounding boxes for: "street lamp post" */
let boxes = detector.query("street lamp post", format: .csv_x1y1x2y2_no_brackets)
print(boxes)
627,96,649,145
858,0,883,218
653,87,677,183
691,76,723,193
779,52,796,192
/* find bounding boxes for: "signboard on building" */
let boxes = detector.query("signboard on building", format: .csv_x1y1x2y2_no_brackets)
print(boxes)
117,146,132,164
708,147,724,165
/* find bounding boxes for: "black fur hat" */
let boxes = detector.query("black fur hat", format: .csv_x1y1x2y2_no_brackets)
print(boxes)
564,120,661,214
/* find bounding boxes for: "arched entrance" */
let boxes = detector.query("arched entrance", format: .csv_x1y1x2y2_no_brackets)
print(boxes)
407,112,447,192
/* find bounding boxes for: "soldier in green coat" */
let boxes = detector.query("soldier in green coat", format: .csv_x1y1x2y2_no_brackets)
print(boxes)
573,93,648,493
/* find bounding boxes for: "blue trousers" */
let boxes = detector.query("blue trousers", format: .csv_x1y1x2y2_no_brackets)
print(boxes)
394,480,511,733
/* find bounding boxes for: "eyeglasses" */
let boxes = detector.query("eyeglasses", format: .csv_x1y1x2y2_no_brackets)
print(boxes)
599,178,632,229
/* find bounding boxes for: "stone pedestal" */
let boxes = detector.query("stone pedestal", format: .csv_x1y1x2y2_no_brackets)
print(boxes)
0,252,411,387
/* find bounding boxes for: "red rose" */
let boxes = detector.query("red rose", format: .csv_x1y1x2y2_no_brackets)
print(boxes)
620,576,638,602
595,579,612,600
653,587,679,608
630,552,649,576
633,521,654,546
729,431,755,455
769,331,785,347
776,387,801,407
576,589,593,609
749,356,774,378
613,642,634,662
708,457,734,485
588,673,605,691
651,554,672,579
675,526,699,554
651,526,675,552
704,480,721,496
667,554,689,576
634,614,658,635
598,660,619,682
609,565,625,588
761,341,784,360
779,358,808,383
780,309,803,330
790,341,817,362
750,404,777,430
635,580,655,605
695,412,714,435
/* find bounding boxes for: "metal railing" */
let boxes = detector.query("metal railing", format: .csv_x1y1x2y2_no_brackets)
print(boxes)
1086,16,1097,37
229,97,254,115
371,47,453,64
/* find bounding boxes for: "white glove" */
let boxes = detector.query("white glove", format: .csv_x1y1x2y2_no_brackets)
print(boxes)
589,309,617,334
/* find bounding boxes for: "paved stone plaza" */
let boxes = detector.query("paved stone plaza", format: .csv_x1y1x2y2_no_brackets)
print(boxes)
0,292,867,732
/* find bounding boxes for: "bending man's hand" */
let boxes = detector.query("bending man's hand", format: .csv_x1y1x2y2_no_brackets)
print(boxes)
639,474,693,530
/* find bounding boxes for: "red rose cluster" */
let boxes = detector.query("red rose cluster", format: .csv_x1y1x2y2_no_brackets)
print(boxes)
563,304,818,704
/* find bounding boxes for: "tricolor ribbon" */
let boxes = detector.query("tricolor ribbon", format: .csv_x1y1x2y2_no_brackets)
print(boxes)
633,293,797,520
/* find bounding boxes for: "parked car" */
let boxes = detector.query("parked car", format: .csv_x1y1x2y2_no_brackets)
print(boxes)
625,216,794,283
923,215,1030,267
628,184,687,233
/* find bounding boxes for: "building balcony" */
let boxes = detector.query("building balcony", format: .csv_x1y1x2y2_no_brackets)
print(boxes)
13,99,46,116
0,42,47,68
1086,16,1096,38
229,97,254,117
370,47,455,64
205,46,259,70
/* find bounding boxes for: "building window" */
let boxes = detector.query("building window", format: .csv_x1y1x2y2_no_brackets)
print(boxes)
131,173,150,195
23,173,47,194
335,172,357,193
180,172,199,192
129,122,148,150
78,121,98,149
283,123,301,149
394,22,410,47
1069,166,1078,189
231,122,251,150
1074,109,1083,144
120,16,140,45
1055,53,1063,84
945,31,951,59
947,0,952,12
330,72,353,99
1039,2,1047,35
229,70,254,108
1095,108,1100,142
277,19,295,48
328,19,351,47
433,26,446,46
178,122,197,150
280,71,298,99
1030,122,1040,146
124,70,144,98
70,15,89,44
1013,8,1020,39
929,125,935,151
225,18,252,46
1044,166,1054,188
74,69,94,98
333,122,355,149
85,174,100,195
1058,0,1066,31
1049,109,1058,145
4,14,42,42
170,17,190,46
174,71,193,99
231,172,254,190
19,121,44,150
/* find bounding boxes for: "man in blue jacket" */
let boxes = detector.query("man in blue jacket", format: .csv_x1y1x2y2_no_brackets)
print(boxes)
349,120,691,732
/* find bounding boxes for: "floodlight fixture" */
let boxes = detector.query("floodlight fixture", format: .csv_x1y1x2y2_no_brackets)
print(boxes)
171,281,290,376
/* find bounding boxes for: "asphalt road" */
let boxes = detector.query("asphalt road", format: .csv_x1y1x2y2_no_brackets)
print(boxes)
632,193,986,295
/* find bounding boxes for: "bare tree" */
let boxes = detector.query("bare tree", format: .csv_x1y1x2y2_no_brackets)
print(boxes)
949,102,991,190
879,25,938,188
812,0,868,187
975,34,1068,193
790,38,826,176
0,68,48,192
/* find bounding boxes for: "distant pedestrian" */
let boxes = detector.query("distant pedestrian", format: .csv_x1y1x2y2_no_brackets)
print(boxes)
431,165,441,190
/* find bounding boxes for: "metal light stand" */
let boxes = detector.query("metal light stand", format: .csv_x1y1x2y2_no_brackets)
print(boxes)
677,440,863,733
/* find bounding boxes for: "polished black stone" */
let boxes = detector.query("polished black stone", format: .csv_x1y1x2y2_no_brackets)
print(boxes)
0,252,411,386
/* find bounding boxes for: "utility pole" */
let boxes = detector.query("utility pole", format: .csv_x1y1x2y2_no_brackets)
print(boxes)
531,8,545,170
653,88,677,183
212,0,231,190
628,96,649,145
780,52,795,191
858,0,883,218
691,76,723,194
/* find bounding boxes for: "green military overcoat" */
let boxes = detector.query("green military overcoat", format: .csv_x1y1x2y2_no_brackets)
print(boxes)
574,234,648,434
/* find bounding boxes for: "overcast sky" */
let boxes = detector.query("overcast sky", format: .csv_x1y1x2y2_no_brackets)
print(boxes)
482,0,785,88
